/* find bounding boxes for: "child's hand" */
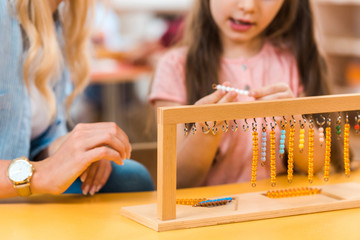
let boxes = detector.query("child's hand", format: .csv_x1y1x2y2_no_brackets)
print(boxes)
194,82,238,132
194,82,238,105
250,82,294,101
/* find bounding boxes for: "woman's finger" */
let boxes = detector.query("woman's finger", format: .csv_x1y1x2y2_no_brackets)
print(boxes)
69,126,131,161
84,146,123,166
91,160,112,194
81,162,99,195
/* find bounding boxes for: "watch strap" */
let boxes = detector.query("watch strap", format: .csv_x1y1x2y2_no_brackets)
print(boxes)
14,182,32,197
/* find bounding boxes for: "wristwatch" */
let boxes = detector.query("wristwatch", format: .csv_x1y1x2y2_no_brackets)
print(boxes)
7,157,34,197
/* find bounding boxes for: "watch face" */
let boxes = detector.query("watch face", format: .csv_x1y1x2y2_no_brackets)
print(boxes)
8,159,32,182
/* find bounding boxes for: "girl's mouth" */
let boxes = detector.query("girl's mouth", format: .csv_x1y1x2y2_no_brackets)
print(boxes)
229,18,254,31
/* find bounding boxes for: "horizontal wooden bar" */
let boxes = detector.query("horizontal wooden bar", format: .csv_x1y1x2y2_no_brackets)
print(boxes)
158,94,360,125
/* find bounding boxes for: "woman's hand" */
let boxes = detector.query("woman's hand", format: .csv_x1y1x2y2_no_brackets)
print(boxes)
31,122,131,195
80,159,113,195
250,82,294,101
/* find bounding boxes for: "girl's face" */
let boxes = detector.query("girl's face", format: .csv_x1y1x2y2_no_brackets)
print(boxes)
210,0,284,46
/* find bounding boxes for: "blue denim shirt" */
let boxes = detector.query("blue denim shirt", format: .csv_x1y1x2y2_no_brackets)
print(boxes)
0,1,71,160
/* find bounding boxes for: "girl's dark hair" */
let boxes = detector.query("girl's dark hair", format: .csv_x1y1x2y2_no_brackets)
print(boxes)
181,0,346,171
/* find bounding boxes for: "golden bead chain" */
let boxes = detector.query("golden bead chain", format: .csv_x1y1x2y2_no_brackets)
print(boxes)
251,123,258,187
270,129,276,187
324,122,332,181
308,126,314,183
266,187,321,198
344,115,350,177
287,124,295,183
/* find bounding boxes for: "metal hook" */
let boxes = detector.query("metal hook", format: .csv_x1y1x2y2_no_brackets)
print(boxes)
289,115,296,128
252,118,257,131
327,114,331,127
222,120,229,133
308,115,314,129
302,114,307,124
337,112,341,124
202,122,211,134
184,123,189,136
345,113,349,123
191,123,197,135
242,118,249,132
231,120,238,132
280,116,287,129
211,121,218,135
270,116,277,130
262,117,268,131
316,114,326,126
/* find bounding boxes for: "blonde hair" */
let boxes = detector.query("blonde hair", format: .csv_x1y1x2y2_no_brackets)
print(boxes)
14,0,95,117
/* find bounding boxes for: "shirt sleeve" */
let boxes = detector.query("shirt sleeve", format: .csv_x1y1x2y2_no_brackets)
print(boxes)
148,49,187,105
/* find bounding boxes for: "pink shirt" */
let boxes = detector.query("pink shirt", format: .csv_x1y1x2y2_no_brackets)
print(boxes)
149,42,303,186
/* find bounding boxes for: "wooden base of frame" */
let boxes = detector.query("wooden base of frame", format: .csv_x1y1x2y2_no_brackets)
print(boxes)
121,182,360,232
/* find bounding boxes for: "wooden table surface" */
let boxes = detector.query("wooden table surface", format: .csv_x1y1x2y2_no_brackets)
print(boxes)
1,170,360,240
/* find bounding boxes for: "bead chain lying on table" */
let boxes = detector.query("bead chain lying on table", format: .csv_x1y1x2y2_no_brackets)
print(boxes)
176,198,207,206
212,84,250,96
193,197,234,207
176,198,234,207
266,187,322,198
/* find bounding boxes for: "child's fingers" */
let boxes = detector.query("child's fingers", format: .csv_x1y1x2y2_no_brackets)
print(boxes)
195,89,227,105
256,91,294,101
218,91,238,103
250,83,289,99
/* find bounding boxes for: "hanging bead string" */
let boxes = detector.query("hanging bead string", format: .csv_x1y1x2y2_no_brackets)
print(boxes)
251,120,258,187
193,197,234,207
176,198,207,205
299,116,306,153
316,115,326,147
344,113,350,177
266,187,321,199
279,116,286,157
355,114,360,134
212,84,250,96
308,117,314,183
261,118,268,167
324,116,332,181
288,117,296,183
336,113,342,139
270,122,276,187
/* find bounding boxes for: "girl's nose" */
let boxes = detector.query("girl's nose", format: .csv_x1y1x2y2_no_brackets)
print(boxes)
237,0,256,13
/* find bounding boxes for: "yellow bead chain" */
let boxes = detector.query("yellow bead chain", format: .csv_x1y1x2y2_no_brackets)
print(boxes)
299,128,305,152
288,127,295,183
308,127,314,183
324,126,331,181
176,198,207,205
266,187,322,199
344,122,350,177
251,128,258,187
270,129,276,187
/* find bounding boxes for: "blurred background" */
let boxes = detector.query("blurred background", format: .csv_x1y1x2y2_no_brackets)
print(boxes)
69,0,360,183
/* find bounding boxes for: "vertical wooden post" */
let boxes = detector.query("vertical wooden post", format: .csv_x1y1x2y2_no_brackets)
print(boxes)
157,123,177,220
